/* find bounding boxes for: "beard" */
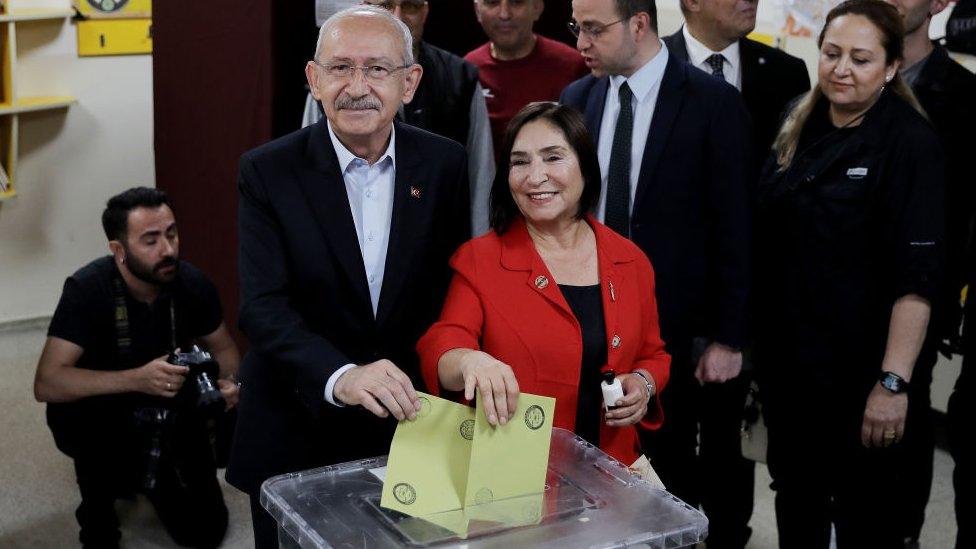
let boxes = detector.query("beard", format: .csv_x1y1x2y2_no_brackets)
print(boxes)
124,247,179,286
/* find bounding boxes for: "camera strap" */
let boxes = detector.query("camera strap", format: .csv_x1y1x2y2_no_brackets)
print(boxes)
112,270,177,364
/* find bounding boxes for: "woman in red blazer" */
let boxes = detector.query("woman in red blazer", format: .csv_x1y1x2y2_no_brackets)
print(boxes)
417,103,670,465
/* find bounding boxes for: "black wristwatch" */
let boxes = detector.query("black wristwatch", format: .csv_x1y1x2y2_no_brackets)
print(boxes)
878,371,910,394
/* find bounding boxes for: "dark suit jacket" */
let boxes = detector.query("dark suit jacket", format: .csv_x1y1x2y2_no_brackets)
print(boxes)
663,30,810,175
911,44,976,339
226,120,470,494
560,52,753,357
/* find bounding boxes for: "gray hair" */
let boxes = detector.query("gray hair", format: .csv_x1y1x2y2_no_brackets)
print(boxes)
315,5,415,66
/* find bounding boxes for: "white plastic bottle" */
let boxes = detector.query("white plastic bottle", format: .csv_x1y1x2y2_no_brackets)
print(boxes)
601,370,624,411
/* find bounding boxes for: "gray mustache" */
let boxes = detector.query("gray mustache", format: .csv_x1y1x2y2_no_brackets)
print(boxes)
336,96,381,110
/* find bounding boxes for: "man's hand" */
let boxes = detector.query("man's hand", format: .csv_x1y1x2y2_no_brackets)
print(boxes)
129,354,188,397
862,383,908,448
605,373,650,427
694,342,743,383
217,378,240,410
458,350,519,427
333,359,421,421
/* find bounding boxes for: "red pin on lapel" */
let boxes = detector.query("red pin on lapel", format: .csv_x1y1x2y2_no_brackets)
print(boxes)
410,186,421,199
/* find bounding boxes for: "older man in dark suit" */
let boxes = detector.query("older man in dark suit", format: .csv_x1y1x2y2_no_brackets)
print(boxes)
560,1,752,546
664,0,809,176
226,6,469,547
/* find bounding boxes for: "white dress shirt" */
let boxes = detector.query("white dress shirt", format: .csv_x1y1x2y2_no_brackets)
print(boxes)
682,25,742,90
595,41,669,221
323,120,396,406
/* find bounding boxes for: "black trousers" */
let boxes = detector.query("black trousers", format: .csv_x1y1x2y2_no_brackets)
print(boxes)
896,345,938,542
640,350,755,549
73,433,228,548
948,291,973,549
250,493,281,549
762,379,903,549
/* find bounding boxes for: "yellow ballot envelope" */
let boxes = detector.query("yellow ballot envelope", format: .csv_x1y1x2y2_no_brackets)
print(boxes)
380,390,555,526
464,393,555,508
380,393,475,515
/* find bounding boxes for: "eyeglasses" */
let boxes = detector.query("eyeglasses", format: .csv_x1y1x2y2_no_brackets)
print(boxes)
567,17,627,39
366,0,428,15
312,61,411,82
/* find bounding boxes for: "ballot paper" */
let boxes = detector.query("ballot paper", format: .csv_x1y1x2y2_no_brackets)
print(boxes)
464,393,555,509
380,391,555,529
380,393,475,516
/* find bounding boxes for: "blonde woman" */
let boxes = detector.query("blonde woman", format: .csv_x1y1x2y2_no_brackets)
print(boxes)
752,0,944,547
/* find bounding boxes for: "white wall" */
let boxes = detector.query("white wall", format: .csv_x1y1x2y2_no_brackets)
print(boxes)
0,0,155,323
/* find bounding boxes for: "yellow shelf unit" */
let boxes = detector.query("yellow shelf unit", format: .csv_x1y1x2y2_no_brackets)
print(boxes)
0,8,76,201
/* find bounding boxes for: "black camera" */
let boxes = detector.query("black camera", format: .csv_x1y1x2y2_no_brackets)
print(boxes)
169,345,225,417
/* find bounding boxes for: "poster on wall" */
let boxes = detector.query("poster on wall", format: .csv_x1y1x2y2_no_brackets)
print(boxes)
74,0,151,56
773,0,845,36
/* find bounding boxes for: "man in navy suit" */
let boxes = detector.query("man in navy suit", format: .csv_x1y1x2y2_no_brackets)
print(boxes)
660,1,808,546
226,6,469,547
560,1,752,545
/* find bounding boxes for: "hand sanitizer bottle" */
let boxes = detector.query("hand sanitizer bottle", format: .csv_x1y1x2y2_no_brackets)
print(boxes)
601,370,624,411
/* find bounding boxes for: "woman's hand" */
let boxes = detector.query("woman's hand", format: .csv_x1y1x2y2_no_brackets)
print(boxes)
605,372,651,427
458,350,520,427
861,383,908,448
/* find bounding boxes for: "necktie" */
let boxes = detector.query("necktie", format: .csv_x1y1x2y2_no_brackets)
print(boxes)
605,82,633,237
706,53,726,81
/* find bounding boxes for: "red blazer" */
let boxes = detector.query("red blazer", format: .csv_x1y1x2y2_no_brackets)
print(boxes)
417,216,671,464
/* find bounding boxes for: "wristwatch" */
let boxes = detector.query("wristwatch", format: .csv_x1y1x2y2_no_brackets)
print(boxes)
633,371,656,399
878,371,909,394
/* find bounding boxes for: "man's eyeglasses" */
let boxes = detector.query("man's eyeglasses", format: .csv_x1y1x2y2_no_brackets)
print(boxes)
567,17,627,39
312,61,411,82
366,0,428,15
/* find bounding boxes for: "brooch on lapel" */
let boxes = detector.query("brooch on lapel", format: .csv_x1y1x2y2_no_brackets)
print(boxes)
410,186,422,199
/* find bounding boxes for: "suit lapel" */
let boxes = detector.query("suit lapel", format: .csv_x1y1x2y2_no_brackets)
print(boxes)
375,123,423,327
296,120,373,313
668,28,690,62
739,38,761,110
583,78,609,146
633,55,686,210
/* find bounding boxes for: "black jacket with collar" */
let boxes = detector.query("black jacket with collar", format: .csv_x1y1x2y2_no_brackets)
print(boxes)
664,29,810,177
910,44,976,339
560,51,753,354
755,90,945,383
226,119,470,494
402,41,480,147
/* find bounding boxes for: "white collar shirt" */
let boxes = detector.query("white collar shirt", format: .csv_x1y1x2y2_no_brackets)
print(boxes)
327,120,396,316
595,41,669,221
682,25,741,90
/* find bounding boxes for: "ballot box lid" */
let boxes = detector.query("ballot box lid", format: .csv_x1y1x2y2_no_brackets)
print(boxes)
261,428,708,548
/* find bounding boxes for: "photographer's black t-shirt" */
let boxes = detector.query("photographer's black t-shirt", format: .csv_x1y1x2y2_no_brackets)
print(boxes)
45,256,222,455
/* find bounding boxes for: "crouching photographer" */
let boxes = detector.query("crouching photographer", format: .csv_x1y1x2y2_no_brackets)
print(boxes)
34,187,240,549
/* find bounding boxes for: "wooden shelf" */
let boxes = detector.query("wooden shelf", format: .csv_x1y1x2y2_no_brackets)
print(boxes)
0,8,75,201
0,9,75,22
0,95,75,114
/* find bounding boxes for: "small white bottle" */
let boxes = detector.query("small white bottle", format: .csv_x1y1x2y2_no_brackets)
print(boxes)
601,370,624,411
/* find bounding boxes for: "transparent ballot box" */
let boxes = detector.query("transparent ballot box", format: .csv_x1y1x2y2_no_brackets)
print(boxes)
261,428,708,548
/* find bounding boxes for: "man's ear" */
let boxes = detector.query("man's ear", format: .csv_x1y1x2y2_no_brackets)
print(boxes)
682,0,703,15
631,12,654,41
306,61,323,101
401,64,424,105
108,241,125,265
